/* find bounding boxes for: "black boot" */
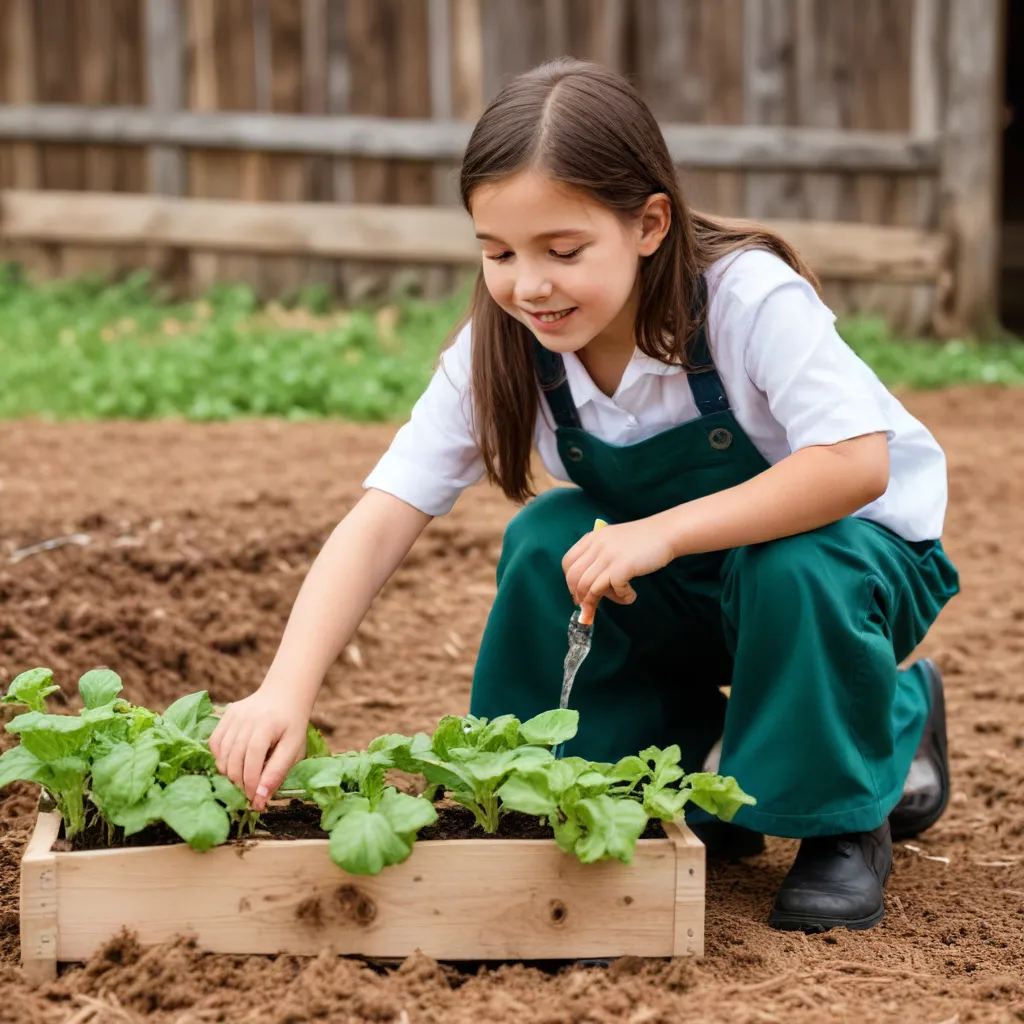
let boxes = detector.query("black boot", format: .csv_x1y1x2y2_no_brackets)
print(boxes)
889,658,950,840
769,821,892,932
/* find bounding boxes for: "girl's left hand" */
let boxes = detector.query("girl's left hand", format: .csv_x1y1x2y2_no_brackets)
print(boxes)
561,517,675,622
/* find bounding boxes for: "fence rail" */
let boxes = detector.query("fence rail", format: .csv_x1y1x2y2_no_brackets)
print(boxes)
0,189,950,284
0,105,940,173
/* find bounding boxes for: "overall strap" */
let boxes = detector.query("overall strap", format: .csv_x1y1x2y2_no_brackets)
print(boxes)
534,340,582,430
685,274,731,417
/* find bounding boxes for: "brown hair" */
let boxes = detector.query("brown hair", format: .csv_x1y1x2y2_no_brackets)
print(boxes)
458,58,819,504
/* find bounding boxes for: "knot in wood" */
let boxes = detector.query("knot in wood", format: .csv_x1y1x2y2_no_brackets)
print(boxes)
335,885,377,926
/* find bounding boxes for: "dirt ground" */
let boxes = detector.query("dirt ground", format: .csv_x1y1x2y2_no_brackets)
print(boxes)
0,388,1022,1024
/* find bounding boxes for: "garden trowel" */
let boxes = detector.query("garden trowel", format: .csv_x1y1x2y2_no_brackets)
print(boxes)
552,518,607,759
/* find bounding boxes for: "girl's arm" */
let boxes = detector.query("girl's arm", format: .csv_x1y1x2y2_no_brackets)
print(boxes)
563,431,890,618
209,489,432,808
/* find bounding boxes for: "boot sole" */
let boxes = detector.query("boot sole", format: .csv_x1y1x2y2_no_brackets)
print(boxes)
890,659,950,840
768,903,885,933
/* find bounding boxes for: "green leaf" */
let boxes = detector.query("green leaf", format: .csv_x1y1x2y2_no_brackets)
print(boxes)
0,744,45,788
78,669,123,710
322,793,369,831
682,773,756,822
158,775,230,851
6,712,92,761
91,733,161,810
431,716,470,759
305,723,332,759
574,795,648,864
2,668,60,713
640,745,685,789
496,773,557,818
41,756,89,795
328,807,415,875
552,814,581,854
160,691,216,740
211,774,248,812
475,715,521,752
517,709,579,748
642,784,689,821
412,752,474,796
376,788,437,834
281,756,335,792
457,749,517,786
110,786,163,836
604,755,650,787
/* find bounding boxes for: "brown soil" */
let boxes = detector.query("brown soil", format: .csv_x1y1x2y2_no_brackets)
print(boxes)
1,389,1022,1023
64,800,667,851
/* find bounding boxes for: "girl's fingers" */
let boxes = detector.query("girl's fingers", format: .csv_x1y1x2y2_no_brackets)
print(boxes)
607,581,637,604
564,551,595,597
242,727,274,804
256,733,306,812
208,707,235,760
226,722,256,790
212,719,240,775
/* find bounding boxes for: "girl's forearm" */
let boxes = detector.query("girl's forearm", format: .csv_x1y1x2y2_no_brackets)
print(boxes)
259,489,432,710
658,432,890,558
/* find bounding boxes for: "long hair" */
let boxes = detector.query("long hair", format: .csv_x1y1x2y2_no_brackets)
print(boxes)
457,58,819,504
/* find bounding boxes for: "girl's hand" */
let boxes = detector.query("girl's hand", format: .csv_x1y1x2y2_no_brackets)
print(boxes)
561,517,675,623
208,686,311,812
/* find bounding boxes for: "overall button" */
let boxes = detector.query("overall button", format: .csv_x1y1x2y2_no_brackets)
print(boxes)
565,444,584,462
709,427,733,450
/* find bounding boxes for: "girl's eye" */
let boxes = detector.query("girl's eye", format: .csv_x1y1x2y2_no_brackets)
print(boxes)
486,251,513,263
552,246,584,260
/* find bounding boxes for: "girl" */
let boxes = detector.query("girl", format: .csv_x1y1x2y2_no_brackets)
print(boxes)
210,59,959,933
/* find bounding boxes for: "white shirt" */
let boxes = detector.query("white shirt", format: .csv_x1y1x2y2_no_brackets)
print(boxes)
364,249,948,541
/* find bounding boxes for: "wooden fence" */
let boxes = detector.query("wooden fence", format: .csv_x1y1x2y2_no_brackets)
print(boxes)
0,0,1007,336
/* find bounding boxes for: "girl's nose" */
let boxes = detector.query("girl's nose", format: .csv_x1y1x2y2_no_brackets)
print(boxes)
514,269,553,305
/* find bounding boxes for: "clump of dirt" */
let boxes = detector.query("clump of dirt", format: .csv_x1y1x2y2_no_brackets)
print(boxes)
1,394,1023,1022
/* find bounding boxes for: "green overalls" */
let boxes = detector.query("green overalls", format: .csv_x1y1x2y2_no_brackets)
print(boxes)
469,283,960,838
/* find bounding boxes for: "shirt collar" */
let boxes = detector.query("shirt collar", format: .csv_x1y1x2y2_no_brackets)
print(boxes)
561,347,686,409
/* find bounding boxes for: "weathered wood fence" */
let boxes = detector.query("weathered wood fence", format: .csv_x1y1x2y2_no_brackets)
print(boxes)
0,0,1006,336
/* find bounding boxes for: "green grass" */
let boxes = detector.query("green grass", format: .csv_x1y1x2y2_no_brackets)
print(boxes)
0,264,1021,422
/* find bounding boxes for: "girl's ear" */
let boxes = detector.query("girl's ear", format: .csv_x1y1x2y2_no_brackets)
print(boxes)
637,193,672,257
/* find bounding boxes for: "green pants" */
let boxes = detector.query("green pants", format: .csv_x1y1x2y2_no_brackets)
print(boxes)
470,487,959,838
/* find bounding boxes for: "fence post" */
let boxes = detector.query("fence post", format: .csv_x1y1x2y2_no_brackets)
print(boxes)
939,0,1005,337
144,0,185,196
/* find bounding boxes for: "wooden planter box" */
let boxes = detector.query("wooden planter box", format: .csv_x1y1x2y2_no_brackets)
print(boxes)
20,809,705,983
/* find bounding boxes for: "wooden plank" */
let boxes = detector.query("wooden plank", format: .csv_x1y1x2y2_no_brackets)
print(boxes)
1,0,57,279
427,0,456,297
0,104,943,172
743,0,804,220
0,190,952,282
634,0,745,217
19,810,60,984
185,0,263,295
910,0,945,138
301,0,339,292
451,0,484,121
663,821,704,958
53,835,681,960
938,0,1005,336
145,0,186,196
258,0,309,299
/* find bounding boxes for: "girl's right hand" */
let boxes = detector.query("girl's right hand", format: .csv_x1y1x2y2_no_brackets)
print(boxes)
208,687,310,812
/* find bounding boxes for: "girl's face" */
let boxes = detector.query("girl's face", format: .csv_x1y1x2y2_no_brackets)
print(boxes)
471,170,670,355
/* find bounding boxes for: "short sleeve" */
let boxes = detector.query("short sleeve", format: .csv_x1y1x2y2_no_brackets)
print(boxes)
713,250,893,452
362,322,485,515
